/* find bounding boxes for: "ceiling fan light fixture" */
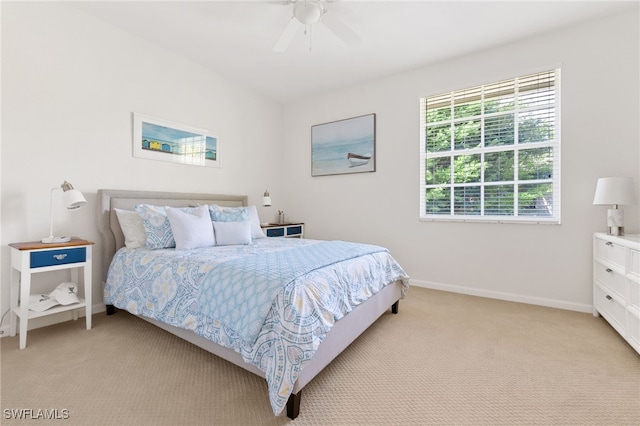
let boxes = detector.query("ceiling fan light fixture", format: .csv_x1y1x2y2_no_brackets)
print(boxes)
294,1,323,25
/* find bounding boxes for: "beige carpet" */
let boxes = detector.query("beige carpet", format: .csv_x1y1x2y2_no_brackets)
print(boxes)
1,287,639,425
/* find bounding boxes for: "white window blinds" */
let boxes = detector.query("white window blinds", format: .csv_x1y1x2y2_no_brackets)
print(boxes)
419,69,561,223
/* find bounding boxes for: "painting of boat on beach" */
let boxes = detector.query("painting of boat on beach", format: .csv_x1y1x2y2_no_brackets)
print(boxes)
133,113,220,167
311,113,376,176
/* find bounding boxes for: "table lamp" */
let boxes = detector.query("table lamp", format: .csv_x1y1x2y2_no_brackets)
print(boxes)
262,190,272,207
42,181,87,243
593,177,637,236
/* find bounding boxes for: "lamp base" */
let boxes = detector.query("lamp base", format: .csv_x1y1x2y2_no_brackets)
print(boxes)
606,208,625,236
608,226,625,236
41,236,71,244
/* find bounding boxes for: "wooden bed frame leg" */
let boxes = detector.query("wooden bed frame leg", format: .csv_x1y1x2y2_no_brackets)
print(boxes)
106,305,116,316
287,391,301,420
391,300,399,314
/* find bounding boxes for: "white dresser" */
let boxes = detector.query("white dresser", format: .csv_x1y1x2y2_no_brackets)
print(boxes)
593,232,640,354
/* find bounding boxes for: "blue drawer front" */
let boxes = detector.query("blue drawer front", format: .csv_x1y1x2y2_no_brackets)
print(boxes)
286,226,302,236
31,247,86,268
266,228,285,237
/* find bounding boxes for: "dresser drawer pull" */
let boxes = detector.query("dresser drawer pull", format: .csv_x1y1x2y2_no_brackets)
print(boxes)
605,241,614,246
606,295,613,301
53,254,68,261
605,268,613,273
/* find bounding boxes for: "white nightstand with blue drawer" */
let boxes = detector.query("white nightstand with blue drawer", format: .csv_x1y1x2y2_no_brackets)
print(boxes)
9,238,94,349
260,223,304,238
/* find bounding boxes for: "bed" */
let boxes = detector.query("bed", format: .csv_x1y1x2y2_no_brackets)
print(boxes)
97,189,409,419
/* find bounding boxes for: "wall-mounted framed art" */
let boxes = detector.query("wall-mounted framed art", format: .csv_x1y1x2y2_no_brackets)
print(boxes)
311,113,376,176
132,113,220,167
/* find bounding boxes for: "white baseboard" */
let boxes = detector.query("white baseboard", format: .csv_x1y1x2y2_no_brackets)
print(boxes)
0,303,107,338
410,279,593,313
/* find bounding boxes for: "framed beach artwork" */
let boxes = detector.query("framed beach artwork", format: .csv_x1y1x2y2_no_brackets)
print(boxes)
311,113,376,177
132,113,220,167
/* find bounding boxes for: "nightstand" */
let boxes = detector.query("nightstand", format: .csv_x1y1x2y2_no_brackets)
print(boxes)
9,238,94,349
260,223,304,238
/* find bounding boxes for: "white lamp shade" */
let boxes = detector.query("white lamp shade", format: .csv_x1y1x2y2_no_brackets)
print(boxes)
63,189,87,209
593,177,637,206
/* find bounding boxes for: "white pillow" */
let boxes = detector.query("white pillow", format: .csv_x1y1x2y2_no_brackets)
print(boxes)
212,220,252,246
246,205,266,239
166,205,215,250
114,208,147,249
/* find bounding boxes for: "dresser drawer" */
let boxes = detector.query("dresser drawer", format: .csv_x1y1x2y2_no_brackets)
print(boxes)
594,238,626,268
630,249,640,277
626,307,640,351
30,247,86,268
629,279,640,310
594,261,626,298
595,284,626,332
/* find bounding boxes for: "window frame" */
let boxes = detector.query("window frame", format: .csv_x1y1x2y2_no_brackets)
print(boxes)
419,69,561,224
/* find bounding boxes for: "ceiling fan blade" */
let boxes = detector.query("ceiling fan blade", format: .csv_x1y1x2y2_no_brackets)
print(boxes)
321,11,362,46
273,16,301,52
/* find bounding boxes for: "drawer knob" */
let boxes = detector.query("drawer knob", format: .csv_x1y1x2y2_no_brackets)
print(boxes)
606,295,613,301
53,254,68,261
605,268,613,273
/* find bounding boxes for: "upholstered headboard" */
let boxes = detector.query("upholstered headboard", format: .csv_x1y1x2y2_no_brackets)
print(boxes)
97,189,247,282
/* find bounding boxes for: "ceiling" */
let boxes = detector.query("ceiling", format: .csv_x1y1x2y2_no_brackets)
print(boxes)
70,1,635,104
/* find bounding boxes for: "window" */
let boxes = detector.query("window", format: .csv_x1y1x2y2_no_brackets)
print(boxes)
420,69,560,223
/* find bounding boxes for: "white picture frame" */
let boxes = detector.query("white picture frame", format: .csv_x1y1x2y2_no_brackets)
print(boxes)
132,113,220,167
311,113,376,177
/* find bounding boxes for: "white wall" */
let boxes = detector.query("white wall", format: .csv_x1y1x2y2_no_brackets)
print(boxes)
0,2,283,331
282,10,640,312
1,5,638,338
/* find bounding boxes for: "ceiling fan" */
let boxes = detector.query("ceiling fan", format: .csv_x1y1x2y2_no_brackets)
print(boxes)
272,0,362,52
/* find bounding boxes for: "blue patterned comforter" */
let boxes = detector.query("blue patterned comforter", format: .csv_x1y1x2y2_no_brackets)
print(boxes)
104,238,409,415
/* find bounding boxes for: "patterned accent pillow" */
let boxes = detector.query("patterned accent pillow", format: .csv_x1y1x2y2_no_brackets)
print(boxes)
135,204,197,249
208,204,249,222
